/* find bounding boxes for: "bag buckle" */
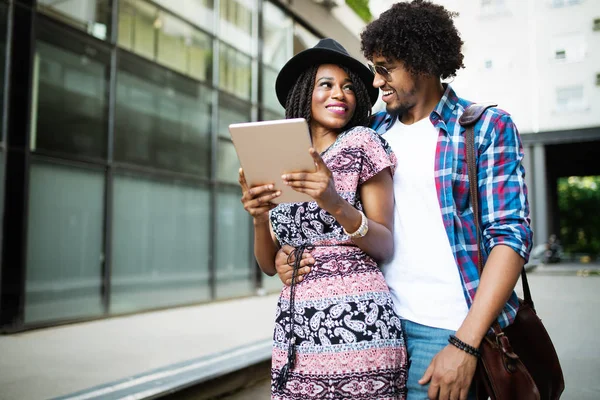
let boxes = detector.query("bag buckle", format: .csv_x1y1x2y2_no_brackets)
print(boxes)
495,331,505,347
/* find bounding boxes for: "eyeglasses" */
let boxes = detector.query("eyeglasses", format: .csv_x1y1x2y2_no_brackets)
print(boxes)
368,63,394,81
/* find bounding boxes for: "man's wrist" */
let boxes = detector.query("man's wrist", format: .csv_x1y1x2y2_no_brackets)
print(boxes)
448,334,481,358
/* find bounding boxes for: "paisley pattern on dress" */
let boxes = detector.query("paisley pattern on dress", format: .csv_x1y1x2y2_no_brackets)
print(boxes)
269,126,407,400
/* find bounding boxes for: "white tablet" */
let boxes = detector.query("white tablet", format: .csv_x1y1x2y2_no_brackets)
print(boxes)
228,118,316,204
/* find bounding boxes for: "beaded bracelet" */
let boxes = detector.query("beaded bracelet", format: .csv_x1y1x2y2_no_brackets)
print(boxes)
448,334,481,358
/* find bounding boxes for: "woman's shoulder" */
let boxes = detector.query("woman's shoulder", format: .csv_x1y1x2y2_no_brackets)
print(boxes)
341,126,393,154
343,125,380,140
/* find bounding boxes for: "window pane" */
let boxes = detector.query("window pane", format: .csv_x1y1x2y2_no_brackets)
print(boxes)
156,12,192,75
262,65,284,113
219,43,251,100
217,139,240,184
0,2,6,142
111,174,211,313
215,186,254,299
218,95,251,138
0,152,4,231
38,0,111,41
153,0,215,33
219,0,254,54
261,108,285,122
25,163,105,323
293,23,319,55
263,2,292,69
32,38,109,159
188,31,212,82
118,0,157,60
118,0,213,82
115,52,212,175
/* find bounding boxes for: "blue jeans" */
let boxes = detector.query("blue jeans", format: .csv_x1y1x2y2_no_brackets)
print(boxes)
401,319,475,400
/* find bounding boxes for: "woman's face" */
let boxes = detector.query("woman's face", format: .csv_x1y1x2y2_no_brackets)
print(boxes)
310,64,357,133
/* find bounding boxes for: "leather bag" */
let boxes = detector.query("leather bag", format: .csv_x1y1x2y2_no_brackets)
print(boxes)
460,103,565,400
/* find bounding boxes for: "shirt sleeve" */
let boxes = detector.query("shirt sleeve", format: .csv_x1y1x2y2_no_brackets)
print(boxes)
348,126,397,186
477,113,533,261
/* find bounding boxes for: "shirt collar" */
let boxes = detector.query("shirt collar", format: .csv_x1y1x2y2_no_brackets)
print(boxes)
375,83,458,131
432,83,458,121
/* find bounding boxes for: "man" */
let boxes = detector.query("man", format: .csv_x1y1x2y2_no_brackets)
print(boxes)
274,1,533,399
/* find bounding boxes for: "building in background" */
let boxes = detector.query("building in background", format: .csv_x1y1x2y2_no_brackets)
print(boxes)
447,0,600,251
0,0,367,332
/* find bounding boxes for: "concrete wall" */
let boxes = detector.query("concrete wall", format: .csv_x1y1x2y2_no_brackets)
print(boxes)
277,0,366,60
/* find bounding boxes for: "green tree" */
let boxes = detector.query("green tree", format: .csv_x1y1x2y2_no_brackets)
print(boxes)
346,0,372,22
557,176,600,257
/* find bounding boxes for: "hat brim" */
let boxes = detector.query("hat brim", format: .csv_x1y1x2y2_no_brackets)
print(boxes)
275,48,379,109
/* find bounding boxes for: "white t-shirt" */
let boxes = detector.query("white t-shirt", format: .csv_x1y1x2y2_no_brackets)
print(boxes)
381,117,469,331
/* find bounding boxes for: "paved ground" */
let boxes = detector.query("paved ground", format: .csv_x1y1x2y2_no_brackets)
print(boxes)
516,265,600,400
0,294,279,400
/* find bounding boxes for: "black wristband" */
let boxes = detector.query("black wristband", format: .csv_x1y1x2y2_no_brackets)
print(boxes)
448,334,481,358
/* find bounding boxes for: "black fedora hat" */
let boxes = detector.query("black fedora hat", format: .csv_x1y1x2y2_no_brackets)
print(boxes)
275,38,378,108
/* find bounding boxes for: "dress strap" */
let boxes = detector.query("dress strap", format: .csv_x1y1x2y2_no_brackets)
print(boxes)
276,243,314,390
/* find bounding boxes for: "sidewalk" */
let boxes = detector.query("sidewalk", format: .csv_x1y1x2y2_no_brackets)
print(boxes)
528,261,600,276
0,294,279,400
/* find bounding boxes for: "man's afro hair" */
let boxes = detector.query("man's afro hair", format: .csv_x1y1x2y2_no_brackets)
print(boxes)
360,0,465,79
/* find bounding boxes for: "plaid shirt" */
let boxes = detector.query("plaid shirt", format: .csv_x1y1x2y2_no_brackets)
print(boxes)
370,84,533,328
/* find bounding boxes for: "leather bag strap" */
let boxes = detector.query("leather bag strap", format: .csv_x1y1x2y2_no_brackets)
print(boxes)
459,103,534,333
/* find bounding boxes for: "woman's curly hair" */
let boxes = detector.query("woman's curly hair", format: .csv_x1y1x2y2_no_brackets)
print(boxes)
285,64,372,131
360,0,464,79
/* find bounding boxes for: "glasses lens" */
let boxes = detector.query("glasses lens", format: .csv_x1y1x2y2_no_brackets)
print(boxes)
376,66,389,79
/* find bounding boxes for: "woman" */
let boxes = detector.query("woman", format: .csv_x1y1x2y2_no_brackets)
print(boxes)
238,38,407,399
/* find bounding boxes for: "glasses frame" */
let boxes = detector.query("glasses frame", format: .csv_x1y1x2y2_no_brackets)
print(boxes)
368,63,394,81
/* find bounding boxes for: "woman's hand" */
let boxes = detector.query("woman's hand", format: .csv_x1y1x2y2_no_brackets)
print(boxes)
281,148,341,212
239,168,280,224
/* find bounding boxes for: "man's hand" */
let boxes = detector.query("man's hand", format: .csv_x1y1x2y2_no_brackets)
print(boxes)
419,344,478,400
275,245,314,286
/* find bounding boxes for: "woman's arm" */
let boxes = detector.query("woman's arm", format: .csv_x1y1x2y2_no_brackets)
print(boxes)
238,168,281,276
283,148,395,263
329,168,395,263
252,219,279,276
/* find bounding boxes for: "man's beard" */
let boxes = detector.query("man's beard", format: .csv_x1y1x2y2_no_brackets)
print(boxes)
386,102,412,118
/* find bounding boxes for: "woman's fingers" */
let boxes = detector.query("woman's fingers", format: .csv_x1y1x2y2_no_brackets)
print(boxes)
309,148,328,170
241,184,277,203
243,183,273,199
238,168,249,191
285,180,320,190
282,171,313,183
249,190,281,207
239,179,280,218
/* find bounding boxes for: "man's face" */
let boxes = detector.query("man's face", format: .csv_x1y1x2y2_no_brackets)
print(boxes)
370,55,419,116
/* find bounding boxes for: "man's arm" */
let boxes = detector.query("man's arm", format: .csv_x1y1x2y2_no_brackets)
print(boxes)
275,245,313,286
460,112,533,344
420,112,533,400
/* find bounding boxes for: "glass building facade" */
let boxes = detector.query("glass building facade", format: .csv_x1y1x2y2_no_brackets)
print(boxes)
0,0,320,330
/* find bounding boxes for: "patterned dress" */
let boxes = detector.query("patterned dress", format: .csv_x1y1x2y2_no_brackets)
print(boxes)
269,126,408,400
